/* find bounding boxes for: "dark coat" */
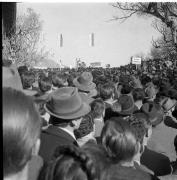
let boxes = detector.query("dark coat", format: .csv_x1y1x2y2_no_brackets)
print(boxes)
141,146,172,176
39,125,78,163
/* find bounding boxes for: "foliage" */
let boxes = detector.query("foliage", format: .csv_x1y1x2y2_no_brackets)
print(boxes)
2,8,50,67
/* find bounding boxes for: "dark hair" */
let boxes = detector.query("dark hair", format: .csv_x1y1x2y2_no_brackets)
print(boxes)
3,88,41,177
132,88,145,102
49,115,71,127
52,73,68,88
38,76,52,93
90,98,105,118
20,71,35,89
39,145,98,180
101,117,138,163
74,112,94,139
99,83,115,100
121,84,132,95
128,113,147,145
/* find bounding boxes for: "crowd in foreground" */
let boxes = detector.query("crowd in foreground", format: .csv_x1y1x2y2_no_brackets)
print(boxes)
3,58,177,180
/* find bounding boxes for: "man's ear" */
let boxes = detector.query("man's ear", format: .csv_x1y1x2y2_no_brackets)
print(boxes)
32,138,41,156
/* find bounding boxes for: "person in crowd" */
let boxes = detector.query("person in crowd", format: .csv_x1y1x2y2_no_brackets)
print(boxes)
73,71,97,98
38,76,53,95
38,142,110,180
3,88,42,180
20,71,37,94
101,117,151,173
141,102,177,162
118,94,136,120
101,164,160,180
144,83,158,103
74,111,96,146
51,72,68,90
90,98,105,140
159,136,177,180
132,88,146,110
163,96,177,129
33,76,53,127
39,87,91,163
99,82,120,121
128,112,172,176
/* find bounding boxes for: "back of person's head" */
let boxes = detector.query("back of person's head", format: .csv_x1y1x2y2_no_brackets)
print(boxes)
3,87,41,178
121,84,132,95
52,73,68,88
141,75,152,87
90,98,105,119
39,145,98,180
74,112,95,140
101,117,139,163
99,82,115,101
128,113,147,145
20,71,35,89
38,76,52,93
132,88,145,102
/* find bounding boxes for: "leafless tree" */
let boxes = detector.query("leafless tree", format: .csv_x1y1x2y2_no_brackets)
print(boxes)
3,8,50,67
111,2,177,51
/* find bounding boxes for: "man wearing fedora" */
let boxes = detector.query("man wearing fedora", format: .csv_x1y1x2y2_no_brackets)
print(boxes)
39,87,91,162
73,71,97,103
141,102,177,162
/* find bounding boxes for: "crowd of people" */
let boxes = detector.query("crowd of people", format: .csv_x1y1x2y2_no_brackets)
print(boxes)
3,58,177,180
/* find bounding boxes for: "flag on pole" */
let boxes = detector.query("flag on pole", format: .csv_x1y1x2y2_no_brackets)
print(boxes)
60,34,63,47
89,33,94,47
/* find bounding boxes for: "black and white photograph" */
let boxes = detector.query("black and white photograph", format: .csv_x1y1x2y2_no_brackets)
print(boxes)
2,1,177,180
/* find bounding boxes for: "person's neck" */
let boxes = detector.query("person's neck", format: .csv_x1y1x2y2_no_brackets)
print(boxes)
105,98,116,105
4,164,28,180
133,152,141,164
120,160,134,167
135,100,142,109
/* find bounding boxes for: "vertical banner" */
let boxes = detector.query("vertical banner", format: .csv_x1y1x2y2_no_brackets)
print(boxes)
60,34,63,47
89,33,94,47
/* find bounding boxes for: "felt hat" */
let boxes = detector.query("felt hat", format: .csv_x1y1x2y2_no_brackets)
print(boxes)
118,95,135,115
162,98,177,113
144,84,157,99
141,102,164,126
73,71,96,92
44,87,91,120
3,65,37,96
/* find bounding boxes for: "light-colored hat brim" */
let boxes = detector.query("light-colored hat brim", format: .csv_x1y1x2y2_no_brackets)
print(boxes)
73,78,96,92
163,100,177,113
44,102,90,120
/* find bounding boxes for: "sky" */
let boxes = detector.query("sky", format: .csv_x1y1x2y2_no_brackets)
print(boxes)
17,3,161,68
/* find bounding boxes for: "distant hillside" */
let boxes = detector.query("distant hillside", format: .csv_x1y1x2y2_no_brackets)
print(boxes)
34,59,60,68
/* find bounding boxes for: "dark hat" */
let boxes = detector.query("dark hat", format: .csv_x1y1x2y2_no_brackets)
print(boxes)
73,71,96,92
118,95,135,115
141,102,164,126
44,87,91,120
3,65,37,96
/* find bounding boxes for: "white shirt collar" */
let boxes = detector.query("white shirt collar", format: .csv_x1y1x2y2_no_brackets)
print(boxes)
59,127,76,140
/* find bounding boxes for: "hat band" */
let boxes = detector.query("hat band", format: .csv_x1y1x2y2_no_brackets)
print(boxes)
121,105,134,112
46,102,84,117
163,101,177,112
